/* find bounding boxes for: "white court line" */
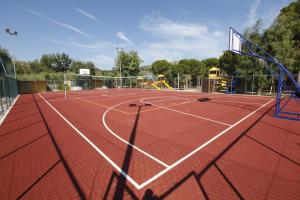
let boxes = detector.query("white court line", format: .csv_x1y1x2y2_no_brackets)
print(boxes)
141,97,232,127
47,93,135,102
137,98,274,189
0,95,20,126
40,93,169,168
147,97,196,104
37,93,143,189
102,99,169,168
38,92,274,190
210,100,265,106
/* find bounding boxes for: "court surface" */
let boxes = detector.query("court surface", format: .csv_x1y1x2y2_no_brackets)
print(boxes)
1,89,299,199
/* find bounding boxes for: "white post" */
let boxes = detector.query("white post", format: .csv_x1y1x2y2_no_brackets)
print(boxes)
252,74,254,95
64,73,67,100
10,37,16,79
269,76,274,95
208,78,210,93
116,47,123,88
231,76,233,94
177,73,180,90
5,29,17,79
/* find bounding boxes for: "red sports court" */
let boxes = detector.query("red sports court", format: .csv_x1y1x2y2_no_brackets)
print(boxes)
1,88,299,199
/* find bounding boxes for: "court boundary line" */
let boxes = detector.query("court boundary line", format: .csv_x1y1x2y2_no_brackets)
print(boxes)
38,92,274,190
102,98,170,168
209,100,266,106
137,98,274,189
140,97,232,126
0,95,20,126
37,93,142,189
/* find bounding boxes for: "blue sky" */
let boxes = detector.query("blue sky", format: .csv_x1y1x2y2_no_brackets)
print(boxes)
0,0,294,70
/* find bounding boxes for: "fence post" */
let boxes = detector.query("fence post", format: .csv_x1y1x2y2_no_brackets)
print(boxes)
64,73,67,100
231,76,233,94
7,77,12,106
177,73,180,90
0,84,3,116
252,74,254,95
2,78,9,109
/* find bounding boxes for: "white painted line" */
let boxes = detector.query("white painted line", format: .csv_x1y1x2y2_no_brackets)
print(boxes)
210,100,265,106
138,98,274,189
102,99,169,168
37,93,142,189
141,97,232,127
0,95,20,126
147,96,196,104
38,92,274,190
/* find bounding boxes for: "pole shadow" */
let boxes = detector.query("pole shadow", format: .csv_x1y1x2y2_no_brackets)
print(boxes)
104,103,148,199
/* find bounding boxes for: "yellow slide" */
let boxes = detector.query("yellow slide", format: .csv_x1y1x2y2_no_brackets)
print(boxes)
151,80,173,90
151,82,161,90
162,80,173,90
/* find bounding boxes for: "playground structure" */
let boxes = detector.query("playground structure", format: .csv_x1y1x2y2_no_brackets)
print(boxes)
151,74,173,90
208,67,229,93
229,27,300,121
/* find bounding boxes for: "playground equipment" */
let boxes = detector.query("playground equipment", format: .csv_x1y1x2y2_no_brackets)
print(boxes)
151,80,173,90
151,74,173,90
229,27,300,121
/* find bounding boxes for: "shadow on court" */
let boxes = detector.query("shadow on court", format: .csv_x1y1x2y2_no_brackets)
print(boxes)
103,99,297,199
103,103,159,199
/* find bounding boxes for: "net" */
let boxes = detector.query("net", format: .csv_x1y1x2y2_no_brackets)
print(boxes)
64,73,150,91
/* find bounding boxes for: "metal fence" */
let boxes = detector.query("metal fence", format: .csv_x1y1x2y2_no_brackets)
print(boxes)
170,74,300,96
0,74,19,119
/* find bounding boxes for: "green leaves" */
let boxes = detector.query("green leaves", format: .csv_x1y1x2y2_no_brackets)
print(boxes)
40,53,72,72
70,61,97,75
114,50,143,77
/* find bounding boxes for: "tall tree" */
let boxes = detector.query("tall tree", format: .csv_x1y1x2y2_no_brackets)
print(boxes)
0,47,13,76
115,50,142,76
264,0,300,75
219,51,238,76
202,58,219,68
70,61,97,75
40,53,72,72
151,60,171,76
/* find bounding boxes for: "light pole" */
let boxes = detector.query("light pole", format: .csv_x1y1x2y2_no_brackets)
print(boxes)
116,47,123,88
5,28,17,79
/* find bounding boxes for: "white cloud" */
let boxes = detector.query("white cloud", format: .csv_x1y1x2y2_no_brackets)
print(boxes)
245,0,261,28
48,38,117,69
116,32,132,44
84,54,115,69
140,15,208,38
139,15,226,65
48,38,114,51
212,31,224,37
73,7,100,23
24,8,93,38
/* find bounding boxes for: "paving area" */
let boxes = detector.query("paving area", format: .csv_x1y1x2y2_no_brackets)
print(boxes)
0,93,299,199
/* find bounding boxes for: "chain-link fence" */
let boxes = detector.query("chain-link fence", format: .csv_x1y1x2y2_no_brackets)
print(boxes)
15,73,300,97
171,74,299,96
0,74,19,119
